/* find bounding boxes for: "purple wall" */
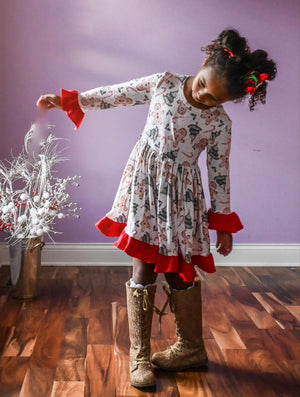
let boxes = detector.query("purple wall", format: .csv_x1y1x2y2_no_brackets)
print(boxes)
1,0,299,244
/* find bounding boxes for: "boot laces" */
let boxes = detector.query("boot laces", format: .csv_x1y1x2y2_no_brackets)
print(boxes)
134,347,152,367
133,288,168,332
169,339,184,357
135,357,151,366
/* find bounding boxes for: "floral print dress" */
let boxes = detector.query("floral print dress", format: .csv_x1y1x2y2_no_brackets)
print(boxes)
61,72,243,282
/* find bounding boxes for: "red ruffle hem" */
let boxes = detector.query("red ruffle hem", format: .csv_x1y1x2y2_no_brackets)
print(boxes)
96,212,243,282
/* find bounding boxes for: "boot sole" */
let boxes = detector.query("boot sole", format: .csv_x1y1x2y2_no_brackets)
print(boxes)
130,380,156,388
151,358,208,372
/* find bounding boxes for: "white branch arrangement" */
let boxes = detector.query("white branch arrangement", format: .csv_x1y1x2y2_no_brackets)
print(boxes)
0,123,81,245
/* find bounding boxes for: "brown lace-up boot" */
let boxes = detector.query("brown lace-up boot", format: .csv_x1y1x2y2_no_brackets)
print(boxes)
126,281,156,388
151,280,208,371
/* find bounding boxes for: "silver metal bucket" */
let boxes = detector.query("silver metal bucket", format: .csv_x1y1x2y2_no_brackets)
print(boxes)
9,237,45,300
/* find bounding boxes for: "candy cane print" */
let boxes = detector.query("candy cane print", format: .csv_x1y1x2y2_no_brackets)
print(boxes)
120,181,131,191
178,215,185,227
155,87,166,97
203,125,216,134
126,86,138,94
182,151,193,158
102,90,113,100
172,116,184,122
161,136,167,152
221,139,231,146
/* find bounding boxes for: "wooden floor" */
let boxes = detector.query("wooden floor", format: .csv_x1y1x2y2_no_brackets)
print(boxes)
0,265,299,397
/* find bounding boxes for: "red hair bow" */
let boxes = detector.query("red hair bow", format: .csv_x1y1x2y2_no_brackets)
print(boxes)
245,86,256,95
259,73,269,83
224,48,234,58
245,73,269,95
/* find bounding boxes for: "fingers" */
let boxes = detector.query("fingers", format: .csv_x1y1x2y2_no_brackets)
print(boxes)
36,95,61,110
36,96,49,111
216,231,232,256
217,243,232,256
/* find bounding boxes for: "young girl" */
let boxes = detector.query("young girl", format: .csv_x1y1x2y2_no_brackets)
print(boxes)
37,29,277,388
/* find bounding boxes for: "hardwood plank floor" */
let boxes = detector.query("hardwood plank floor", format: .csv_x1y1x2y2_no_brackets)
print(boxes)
0,265,299,397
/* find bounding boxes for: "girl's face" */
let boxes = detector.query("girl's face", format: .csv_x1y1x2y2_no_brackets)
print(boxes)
191,66,232,108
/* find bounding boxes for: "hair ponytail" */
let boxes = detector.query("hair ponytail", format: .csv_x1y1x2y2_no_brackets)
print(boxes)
202,29,277,110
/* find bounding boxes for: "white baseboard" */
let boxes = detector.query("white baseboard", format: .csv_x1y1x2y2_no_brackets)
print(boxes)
0,243,299,267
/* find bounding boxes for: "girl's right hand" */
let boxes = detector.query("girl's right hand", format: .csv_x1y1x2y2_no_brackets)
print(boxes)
36,94,61,111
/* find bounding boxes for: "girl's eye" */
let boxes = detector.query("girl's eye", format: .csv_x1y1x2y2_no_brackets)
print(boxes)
199,80,205,88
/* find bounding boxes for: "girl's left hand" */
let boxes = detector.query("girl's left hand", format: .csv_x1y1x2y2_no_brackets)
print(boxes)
216,231,232,256
36,94,61,111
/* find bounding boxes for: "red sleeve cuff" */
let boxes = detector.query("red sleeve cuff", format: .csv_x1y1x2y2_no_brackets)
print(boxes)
207,209,244,233
61,89,85,129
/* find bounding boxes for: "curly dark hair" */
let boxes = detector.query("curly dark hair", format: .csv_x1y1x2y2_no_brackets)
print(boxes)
202,29,277,110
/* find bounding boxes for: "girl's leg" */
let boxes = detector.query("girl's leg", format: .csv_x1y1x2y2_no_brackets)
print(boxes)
132,258,158,285
126,258,157,388
151,272,207,371
164,272,193,290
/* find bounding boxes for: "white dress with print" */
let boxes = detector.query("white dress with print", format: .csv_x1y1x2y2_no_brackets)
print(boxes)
64,72,242,281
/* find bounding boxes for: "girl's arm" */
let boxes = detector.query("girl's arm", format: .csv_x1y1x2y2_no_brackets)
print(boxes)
37,73,166,129
206,118,243,256
77,73,160,111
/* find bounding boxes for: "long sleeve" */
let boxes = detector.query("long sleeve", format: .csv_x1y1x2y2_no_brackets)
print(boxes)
206,118,243,233
61,73,166,129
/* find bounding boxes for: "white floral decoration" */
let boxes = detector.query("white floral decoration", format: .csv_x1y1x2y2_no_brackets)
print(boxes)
0,123,81,245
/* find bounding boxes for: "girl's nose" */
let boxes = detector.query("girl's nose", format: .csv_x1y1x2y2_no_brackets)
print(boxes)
197,87,208,98
197,89,207,102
